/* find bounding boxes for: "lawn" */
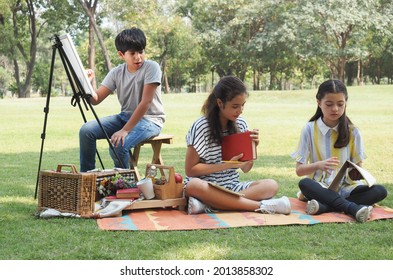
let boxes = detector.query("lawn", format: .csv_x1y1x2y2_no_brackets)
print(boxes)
0,84,392,260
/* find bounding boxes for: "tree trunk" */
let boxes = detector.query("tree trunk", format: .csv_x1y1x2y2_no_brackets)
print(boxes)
357,60,361,86
269,63,277,90
337,57,346,82
78,0,112,72
257,70,262,90
88,18,96,89
159,52,170,93
253,69,256,90
12,0,37,98
162,65,170,93
238,63,248,81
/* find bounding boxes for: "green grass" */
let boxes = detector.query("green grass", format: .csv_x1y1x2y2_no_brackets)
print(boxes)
0,85,392,260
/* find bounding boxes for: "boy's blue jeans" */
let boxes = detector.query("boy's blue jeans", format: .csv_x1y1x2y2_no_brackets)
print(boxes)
79,112,161,172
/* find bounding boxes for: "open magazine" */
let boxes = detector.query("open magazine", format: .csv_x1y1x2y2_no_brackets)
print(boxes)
329,160,376,192
208,182,245,197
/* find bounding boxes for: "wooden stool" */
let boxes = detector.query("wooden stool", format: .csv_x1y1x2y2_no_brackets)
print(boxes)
129,134,174,181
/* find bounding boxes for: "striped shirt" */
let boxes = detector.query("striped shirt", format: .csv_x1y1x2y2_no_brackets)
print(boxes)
291,117,366,197
185,116,252,192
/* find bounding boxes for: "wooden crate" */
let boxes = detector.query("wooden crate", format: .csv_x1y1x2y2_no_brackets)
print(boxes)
38,164,96,216
145,164,184,200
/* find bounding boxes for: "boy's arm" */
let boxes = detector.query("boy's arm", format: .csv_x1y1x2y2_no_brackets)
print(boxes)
86,69,111,105
110,83,158,147
89,85,111,105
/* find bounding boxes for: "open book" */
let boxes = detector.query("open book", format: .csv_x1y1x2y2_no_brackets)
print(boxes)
329,160,376,192
208,182,245,197
221,131,257,161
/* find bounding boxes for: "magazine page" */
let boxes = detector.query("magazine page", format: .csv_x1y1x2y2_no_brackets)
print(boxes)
328,160,376,192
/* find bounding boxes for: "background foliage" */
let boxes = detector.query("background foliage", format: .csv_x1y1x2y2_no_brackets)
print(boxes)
1,0,393,98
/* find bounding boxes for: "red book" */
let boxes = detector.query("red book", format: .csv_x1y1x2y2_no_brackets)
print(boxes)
221,131,257,161
116,188,140,199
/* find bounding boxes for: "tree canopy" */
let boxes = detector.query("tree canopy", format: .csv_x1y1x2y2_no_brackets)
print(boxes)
1,0,393,97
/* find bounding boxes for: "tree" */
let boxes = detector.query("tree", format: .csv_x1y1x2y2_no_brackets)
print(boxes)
0,0,40,98
0,0,90,97
247,0,298,90
176,0,264,80
176,0,307,90
107,0,207,93
77,0,112,89
0,56,13,98
292,0,393,82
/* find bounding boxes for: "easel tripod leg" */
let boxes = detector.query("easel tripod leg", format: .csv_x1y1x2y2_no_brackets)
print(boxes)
34,44,57,199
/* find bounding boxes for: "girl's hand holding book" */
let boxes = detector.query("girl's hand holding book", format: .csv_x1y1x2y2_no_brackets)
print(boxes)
250,129,259,146
319,157,340,173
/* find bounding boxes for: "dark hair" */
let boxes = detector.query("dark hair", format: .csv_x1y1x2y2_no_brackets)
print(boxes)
202,76,248,144
310,79,353,148
115,28,146,53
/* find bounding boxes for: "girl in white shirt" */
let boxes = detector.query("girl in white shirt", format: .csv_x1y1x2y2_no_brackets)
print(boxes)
291,79,387,222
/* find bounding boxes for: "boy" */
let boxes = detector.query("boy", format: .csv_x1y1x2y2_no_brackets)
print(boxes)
79,27,165,172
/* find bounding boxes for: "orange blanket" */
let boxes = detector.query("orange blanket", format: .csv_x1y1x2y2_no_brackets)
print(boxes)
97,198,393,231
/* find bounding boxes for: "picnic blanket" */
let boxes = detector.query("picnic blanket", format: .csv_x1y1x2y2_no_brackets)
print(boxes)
97,198,393,231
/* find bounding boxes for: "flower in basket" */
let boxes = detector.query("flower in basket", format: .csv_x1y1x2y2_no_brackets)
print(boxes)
111,172,135,189
97,177,115,197
97,172,136,197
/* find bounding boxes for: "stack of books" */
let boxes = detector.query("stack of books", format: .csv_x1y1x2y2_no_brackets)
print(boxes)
106,188,141,201
116,188,141,199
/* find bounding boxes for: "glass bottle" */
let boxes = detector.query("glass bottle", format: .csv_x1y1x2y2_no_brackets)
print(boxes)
146,165,157,184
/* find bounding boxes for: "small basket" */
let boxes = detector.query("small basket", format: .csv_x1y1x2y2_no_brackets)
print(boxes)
38,164,96,216
94,168,136,200
145,164,183,200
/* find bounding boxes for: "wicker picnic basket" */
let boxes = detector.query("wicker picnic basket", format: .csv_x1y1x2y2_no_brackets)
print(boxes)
38,164,96,216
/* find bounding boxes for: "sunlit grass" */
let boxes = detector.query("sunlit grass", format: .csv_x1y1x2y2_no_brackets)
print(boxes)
0,84,392,260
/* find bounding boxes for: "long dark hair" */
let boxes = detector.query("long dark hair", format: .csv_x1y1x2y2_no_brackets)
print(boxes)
202,76,248,144
310,79,353,148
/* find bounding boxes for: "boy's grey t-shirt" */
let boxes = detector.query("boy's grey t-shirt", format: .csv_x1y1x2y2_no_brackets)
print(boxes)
101,60,165,127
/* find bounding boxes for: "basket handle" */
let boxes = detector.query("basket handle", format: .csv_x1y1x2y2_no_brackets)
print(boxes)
56,164,78,174
145,163,174,182
146,163,173,170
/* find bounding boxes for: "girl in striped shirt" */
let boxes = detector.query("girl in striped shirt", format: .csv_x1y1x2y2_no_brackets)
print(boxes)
185,76,291,215
291,79,387,222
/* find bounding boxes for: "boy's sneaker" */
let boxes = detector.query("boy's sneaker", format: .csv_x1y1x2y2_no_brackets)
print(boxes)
306,199,320,215
256,196,291,215
188,197,210,214
355,205,373,223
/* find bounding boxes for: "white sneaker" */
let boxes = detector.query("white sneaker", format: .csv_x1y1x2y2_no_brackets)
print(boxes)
188,197,210,214
297,191,307,202
306,199,320,215
355,205,373,223
367,206,373,219
256,196,291,215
